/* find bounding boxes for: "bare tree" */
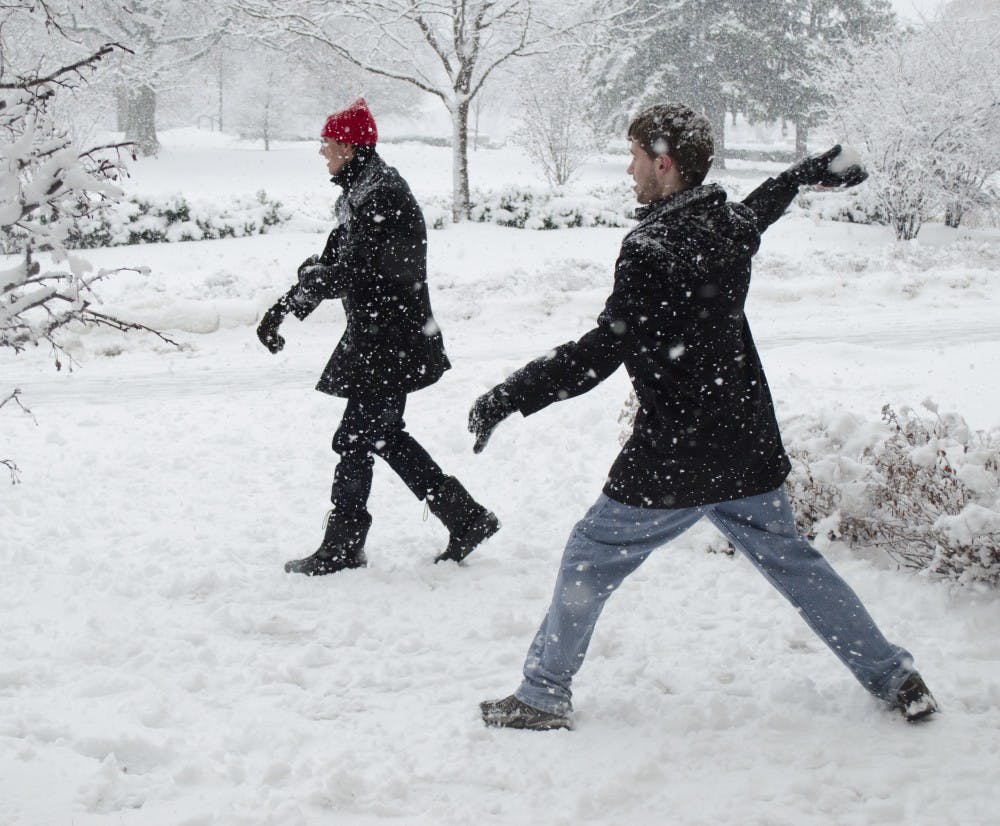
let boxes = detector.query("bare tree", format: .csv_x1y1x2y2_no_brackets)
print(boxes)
237,0,615,220
513,53,598,188
64,0,229,156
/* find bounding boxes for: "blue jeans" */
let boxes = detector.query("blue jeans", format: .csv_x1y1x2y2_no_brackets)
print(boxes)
516,489,914,715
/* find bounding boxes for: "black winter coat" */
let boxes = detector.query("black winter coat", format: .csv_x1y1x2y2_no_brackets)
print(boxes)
286,150,450,397
502,177,800,509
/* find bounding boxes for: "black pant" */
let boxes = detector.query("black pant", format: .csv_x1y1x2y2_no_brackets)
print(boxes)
330,394,446,515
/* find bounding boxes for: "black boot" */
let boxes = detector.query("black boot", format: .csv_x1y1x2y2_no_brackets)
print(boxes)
891,672,939,722
284,509,372,576
427,476,500,563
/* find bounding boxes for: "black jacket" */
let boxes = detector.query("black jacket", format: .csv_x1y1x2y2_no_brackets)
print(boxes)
286,150,450,397
501,177,800,508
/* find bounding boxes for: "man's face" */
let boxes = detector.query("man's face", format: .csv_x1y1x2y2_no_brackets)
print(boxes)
627,139,667,204
320,138,355,175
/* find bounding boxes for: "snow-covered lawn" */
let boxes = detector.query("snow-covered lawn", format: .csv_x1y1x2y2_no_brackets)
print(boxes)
2,134,999,825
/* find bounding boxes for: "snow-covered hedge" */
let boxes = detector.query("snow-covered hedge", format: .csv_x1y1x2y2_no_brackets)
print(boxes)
425,185,637,230
619,395,1000,587
62,191,291,248
12,185,638,249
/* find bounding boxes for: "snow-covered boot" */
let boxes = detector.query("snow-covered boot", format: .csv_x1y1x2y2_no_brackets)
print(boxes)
426,476,499,563
480,695,572,731
891,672,939,722
284,509,372,576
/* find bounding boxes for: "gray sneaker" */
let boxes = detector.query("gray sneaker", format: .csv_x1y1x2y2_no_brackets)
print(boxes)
480,695,572,731
892,673,939,722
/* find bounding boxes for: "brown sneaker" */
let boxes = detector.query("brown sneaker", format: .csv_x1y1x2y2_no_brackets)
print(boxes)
480,695,572,731
892,673,939,722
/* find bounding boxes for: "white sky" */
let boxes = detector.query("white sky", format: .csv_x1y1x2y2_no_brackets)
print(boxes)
891,0,947,20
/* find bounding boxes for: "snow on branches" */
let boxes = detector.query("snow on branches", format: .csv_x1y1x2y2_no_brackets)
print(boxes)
1,41,169,357
824,10,1000,239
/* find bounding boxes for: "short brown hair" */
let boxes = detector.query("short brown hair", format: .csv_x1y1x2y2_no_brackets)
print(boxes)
627,104,714,188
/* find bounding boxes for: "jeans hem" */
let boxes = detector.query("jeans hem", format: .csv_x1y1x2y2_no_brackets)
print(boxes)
515,687,572,716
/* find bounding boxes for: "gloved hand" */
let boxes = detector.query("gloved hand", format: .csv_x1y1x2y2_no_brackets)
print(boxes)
297,254,322,280
469,386,516,453
296,253,332,299
782,144,868,188
256,302,287,354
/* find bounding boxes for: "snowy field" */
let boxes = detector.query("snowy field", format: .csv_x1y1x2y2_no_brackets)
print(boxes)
2,131,1000,825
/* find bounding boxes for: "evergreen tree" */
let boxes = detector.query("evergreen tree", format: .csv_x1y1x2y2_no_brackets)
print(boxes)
747,0,896,157
593,0,895,161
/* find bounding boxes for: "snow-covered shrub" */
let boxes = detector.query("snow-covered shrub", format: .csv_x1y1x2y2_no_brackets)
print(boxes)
795,188,886,227
512,55,598,189
1,35,154,355
785,404,1000,587
618,393,1000,587
60,191,289,248
824,12,1000,240
454,185,635,230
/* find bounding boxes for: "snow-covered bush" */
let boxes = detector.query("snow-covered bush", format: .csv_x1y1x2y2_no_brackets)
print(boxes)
427,185,636,230
62,191,289,248
785,404,1000,587
824,11,1000,239
618,394,1000,587
512,55,598,188
1,38,151,355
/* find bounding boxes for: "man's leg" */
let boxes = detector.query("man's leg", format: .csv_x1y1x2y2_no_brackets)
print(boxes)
368,395,449,500
514,495,704,715
284,397,378,575
706,489,915,701
373,396,499,563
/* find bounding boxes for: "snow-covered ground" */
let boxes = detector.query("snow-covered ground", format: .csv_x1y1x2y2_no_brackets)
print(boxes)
2,133,999,825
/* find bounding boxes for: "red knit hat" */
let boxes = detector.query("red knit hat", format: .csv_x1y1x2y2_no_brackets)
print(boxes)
321,98,378,145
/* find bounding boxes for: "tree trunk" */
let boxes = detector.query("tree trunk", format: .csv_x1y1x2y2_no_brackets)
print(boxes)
893,210,922,241
263,97,271,152
944,201,963,228
218,58,224,132
452,98,471,222
794,118,809,160
115,85,129,132
125,84,159,156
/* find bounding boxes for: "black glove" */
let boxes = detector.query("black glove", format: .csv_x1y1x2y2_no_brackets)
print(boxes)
297,254,321,280
469,387,516,453
783,145,868,188
296,253,334,299
256,302,287,354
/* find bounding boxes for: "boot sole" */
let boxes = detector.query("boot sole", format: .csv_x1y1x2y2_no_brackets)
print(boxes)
284,558,367,575
434,513,500,564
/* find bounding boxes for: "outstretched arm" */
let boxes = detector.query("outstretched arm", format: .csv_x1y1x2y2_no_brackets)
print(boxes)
742,144,868,233
469,245,657,452
469,325,623,452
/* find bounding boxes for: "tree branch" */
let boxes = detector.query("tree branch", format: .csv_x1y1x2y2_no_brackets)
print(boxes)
0,43,129,90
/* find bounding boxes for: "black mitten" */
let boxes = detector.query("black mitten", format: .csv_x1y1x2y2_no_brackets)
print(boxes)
469,387,517,453
782,145,868,188
297,254,322,279
256,302,287,354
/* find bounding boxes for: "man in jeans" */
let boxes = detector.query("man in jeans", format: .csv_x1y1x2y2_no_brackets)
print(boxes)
257,99,498,575
470,103,938,729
